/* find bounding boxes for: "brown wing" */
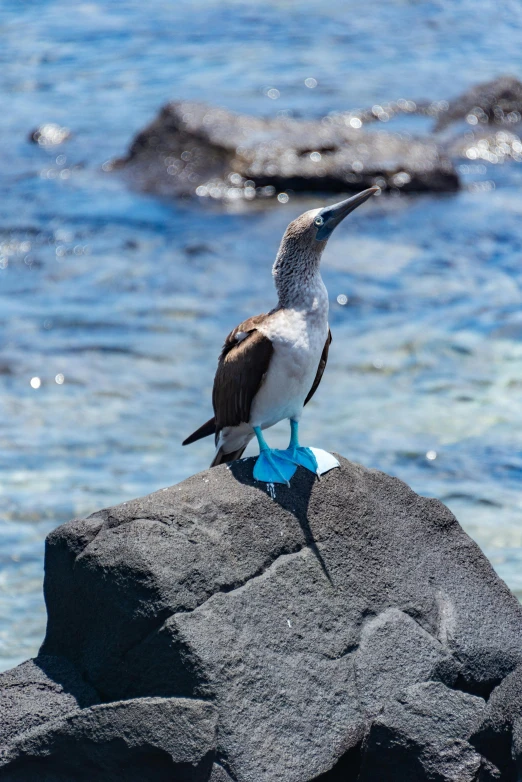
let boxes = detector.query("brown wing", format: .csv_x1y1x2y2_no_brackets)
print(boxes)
304,329,332,406
212,314,274,431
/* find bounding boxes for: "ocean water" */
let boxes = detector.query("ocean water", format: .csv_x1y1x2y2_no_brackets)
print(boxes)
1,0,522,671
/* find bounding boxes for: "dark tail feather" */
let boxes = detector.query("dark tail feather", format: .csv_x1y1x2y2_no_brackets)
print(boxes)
210,445,247,468
182,417,216,446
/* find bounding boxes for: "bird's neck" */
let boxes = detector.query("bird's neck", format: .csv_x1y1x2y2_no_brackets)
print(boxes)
272,241,327,312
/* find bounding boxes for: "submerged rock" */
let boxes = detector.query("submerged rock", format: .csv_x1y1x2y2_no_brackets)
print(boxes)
115,101,459,200
2,455,521,780
28,124,71,146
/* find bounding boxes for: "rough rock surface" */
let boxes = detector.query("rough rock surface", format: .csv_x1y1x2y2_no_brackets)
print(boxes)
359,682,498,782
472,663,522,780
0,655,99,749
0,695,217,782
2,455,522,780
354,607,460,718
115,100,459,198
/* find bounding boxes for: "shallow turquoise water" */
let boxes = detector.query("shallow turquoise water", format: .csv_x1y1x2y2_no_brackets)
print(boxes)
1,0,522,670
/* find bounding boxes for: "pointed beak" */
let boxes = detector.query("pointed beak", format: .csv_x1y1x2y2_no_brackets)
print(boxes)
316,186,379,240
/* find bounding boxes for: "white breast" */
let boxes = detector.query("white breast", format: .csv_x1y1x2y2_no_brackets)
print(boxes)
250,286,329,429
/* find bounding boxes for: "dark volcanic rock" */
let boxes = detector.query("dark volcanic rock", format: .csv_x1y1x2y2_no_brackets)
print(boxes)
0,696,216,782
0,655,99,748
359,682,499,782
2,456,521,779
116,100,459,199
436,76,522,130
21,455,520,781
354,607,460,718
472,663,522,780
113,78,522,202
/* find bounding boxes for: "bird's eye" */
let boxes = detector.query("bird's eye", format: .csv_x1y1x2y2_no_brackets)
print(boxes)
314,216,324,227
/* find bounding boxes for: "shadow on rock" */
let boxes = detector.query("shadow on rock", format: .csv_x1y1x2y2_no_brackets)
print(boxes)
229,456,334,584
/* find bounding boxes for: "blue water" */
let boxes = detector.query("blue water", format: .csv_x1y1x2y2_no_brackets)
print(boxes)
1,0,522,671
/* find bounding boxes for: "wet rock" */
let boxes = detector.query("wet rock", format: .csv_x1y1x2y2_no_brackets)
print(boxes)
359,682,498,782
0,696,217,782
435,76,522,130
115,100,459,200
28,124,71,146
326,98,440,127
447,128,522,164
28,455,521,781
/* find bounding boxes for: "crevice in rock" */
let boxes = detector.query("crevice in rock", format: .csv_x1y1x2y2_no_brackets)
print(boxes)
3,740,215,782
86,546,314,703
401,606,439,639
309,740,362,781
391,606,503,702
472,729,515,782
323,643,359,661
205,545,310,602
450,673,501,701
79,668,115,704
72,527,104,560
77,510,176,557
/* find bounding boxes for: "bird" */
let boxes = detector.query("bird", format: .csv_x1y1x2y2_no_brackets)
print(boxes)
182,186,379,485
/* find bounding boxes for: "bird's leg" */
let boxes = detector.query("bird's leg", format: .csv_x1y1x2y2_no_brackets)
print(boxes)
252,426,297,487
281,420,319,475
289,419,300,449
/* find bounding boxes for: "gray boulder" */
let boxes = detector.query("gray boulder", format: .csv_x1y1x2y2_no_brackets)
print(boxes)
2,455,521,780
114,100,459,199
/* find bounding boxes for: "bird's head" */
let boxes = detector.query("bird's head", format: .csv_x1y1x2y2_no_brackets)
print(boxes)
284,186,380,249
273,187,379,299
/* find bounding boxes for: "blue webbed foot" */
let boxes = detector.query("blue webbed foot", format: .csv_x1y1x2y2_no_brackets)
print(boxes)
253,448,297,486
281,445,319,474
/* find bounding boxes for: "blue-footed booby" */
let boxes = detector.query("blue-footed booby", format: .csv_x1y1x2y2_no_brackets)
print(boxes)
183,186,379,484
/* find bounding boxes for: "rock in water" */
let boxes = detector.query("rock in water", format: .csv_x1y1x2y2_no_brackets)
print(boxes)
114,101,459,199
435,75,522,130
1,456,521,781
